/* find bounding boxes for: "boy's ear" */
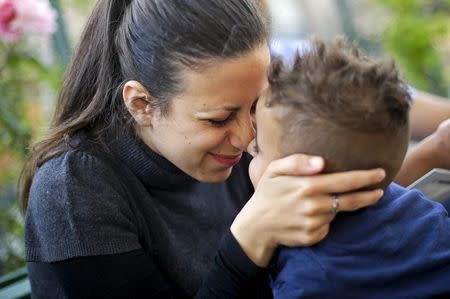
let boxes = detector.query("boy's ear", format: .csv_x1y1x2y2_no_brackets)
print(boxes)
123,80,154,127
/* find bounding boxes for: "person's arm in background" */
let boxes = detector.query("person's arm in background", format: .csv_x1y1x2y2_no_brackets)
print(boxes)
409,90,450,140
394,90,450,186
395,118,450,186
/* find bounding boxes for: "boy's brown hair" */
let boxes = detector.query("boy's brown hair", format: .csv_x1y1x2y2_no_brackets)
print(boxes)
267,37,411,188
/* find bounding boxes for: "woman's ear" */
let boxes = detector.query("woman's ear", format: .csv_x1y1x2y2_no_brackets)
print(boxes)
123,80,154,127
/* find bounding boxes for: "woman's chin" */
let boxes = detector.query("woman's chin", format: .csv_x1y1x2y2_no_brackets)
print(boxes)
192,167,233,183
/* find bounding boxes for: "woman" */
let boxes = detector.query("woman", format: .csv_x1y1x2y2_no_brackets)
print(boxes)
20,0,385,298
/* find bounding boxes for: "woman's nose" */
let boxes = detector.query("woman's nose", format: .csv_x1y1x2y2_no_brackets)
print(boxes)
229,117,255,151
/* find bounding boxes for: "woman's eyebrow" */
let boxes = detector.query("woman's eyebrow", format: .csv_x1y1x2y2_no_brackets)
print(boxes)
197,105,240,113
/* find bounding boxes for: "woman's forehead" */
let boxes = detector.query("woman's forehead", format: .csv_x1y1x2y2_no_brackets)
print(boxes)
176,45,270,108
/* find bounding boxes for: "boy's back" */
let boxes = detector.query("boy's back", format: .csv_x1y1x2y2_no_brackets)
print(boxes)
272,183,450,298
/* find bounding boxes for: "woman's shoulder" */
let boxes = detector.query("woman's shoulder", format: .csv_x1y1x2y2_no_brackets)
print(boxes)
26,149,141,262
33,149,120,189
30,149,129,206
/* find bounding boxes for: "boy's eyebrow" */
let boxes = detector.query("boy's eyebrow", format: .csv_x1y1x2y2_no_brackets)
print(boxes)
255,133,260,152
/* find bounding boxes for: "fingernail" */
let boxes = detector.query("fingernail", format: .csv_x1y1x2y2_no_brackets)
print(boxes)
309,157,323,168
378,189,384,198
378,169,386,180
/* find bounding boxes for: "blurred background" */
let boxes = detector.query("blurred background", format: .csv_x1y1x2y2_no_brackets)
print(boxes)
0,0,449,275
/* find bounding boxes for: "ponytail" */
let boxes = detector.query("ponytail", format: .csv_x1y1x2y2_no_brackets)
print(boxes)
19,0,131,213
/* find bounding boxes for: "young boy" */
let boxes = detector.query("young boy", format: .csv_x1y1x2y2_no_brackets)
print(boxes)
248,37,450,298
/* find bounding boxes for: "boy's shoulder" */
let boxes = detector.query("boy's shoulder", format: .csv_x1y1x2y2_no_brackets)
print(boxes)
384,182,448,216
272,182,450,298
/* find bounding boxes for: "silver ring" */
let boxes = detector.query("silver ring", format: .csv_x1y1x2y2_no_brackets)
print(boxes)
332,195,339,216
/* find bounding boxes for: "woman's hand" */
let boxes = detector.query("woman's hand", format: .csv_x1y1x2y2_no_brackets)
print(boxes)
231,154,385,267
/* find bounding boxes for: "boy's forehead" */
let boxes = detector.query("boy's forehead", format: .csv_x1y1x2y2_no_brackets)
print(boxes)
260,98,292,123
257,102,286,149
258,92,291,132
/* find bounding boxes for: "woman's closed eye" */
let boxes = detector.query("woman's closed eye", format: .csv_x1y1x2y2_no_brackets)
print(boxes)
208,114,233,127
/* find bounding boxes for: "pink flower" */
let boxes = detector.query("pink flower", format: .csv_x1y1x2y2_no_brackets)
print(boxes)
0,0,19,41
0,0,57,42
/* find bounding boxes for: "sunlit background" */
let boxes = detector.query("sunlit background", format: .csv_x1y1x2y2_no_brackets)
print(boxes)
1,0,449,276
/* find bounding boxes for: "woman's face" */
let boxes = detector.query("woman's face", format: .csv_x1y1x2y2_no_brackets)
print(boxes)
140,44,270,183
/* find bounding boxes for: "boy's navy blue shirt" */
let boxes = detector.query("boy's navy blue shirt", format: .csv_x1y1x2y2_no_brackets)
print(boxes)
271,183,450,299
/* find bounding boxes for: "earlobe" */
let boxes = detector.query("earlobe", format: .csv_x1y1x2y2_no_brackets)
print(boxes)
123,81,153,127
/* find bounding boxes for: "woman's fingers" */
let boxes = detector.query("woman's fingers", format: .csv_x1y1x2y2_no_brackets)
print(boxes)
299,189,384,215
300,168,386,195
265,154,324,177
283,189,384,247
303,224,330,246
282,223,330,248
335,189,384,212
296,211,334,232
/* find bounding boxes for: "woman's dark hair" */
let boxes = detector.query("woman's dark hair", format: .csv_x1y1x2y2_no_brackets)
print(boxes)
19,0,268,213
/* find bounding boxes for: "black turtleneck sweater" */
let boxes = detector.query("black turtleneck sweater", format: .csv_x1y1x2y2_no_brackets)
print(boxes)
25,134,272,298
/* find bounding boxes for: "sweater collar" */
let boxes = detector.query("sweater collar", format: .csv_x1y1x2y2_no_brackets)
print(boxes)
112,135,195,190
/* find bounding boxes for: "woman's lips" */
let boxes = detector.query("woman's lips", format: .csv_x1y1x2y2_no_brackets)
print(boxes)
210,153,242,167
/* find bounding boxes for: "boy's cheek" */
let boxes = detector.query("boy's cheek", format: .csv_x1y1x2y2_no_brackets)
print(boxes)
248,156,264,188
247,138,257,156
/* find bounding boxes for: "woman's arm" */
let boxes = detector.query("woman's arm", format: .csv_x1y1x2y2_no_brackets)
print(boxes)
28,249,175,299
28,234,271,299
197,232,271,299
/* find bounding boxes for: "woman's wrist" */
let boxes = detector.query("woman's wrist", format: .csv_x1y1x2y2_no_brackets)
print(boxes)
230,207,276,268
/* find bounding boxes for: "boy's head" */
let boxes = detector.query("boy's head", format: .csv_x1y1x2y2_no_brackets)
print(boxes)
249,37,411,190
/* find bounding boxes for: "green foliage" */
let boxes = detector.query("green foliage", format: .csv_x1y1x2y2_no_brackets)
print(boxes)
0,0,70,276
1,46,62,156
370,0,450,96
0,204,25,273
0,42,60,274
